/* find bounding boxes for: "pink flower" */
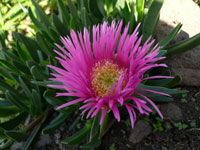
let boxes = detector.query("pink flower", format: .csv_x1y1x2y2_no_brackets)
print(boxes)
48,21,172,128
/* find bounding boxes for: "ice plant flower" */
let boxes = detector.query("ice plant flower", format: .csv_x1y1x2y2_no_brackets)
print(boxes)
48,21,172,128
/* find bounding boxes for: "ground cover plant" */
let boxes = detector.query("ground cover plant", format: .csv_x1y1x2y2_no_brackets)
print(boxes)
0,0,200,149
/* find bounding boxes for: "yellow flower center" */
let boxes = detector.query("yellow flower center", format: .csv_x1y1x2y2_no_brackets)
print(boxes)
91,60,124,97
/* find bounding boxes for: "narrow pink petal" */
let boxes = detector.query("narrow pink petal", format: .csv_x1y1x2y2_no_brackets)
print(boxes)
86,104,96,119
136,89,171,97
118,97,124,106
125,104,134,128
112,105,120,122
56,98,84,110
100,106,107,125
143,76,174,80
136,93,163,119
91,102,103,118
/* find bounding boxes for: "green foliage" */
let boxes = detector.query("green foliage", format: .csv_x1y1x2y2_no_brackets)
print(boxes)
174,122,188,130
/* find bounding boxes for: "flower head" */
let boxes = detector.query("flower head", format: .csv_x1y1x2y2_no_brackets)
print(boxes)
48,21,172,128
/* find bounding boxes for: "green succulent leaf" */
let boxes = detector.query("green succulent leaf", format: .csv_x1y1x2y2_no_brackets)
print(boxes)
4,130,27,142
0,104,20,117
36,32,55,57
42,112,68,134
67,0,81,29
89,0,103,19
136,84,187,102
62,119,92,145
22,115,46,150
159,23,183,47
52,13,68,36
30,65,48,81
31,89,42,115
142,0,164,41
5,90,29,112
136,0,145,23
13,60,30,75
43,89,64,106
12,32,40,62
81,134,101,149
165,32,200,56
0,112,27,130
0,59,21,74
57,0,70,27
32,81,62,87
31,0,51,28
28,8,47,31
89,112,101,141
18,76,33,100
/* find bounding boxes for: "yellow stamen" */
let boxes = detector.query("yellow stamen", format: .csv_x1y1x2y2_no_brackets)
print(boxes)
91,60,124,97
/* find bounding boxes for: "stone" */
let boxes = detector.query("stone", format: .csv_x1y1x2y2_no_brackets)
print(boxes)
156,0,200,86
37,134,51,148
129,120,152,144
11,142,24,150
160,103,183,122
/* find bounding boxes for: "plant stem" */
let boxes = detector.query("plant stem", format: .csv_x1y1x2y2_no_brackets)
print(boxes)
99,112,109,138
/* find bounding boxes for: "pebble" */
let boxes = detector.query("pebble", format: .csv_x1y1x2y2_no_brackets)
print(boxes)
160,103,183,122
129,120,152,144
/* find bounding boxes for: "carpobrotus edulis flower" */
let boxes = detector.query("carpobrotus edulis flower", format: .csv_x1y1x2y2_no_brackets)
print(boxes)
48,21,172,128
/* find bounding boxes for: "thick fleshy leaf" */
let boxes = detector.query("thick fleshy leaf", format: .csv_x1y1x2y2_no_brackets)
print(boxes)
52,13,68,36
137,84,187,98
67,0,80,29
43,89,65,106
165,32,200,56
42,112,69,134
62,120,92,145
0,105,20,117
30,65,48,81
18,76,33,99
136,0,145,23
4,130,27,142
32,81,62,87
31,89,42,115
56,0,70,26
36,32,55,57
12,32,39,62
81,134,101,149
89,112,101,141
145,74,182,88
5,91,29,112
159,23,182,47
0,59,21,74
0,112,27,130
22,115,46,150
31,0,51,27
89,0,103,19
142,0,164,41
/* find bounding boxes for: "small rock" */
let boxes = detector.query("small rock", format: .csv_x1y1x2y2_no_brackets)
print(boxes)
191,97,196,102
11,142,24,150
129,120,152,144
37,134,51,148
194,91,200,98
160,103,183,122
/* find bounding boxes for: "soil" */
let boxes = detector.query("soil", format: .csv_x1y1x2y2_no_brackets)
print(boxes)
37,87,200,150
